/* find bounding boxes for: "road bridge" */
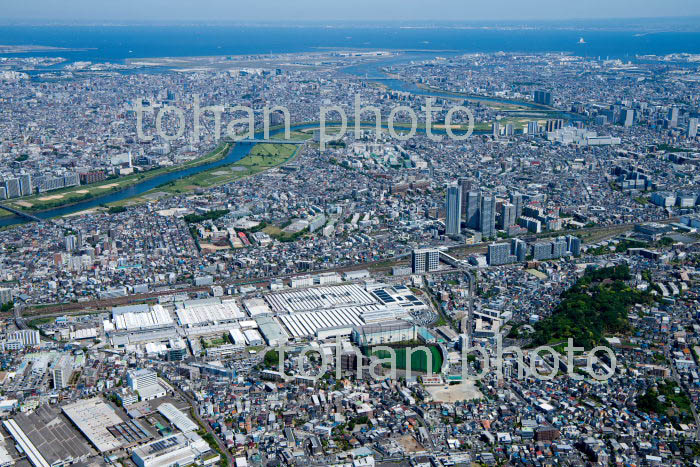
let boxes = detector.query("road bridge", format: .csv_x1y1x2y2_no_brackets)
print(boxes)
0,204,47,223
223,138,304,144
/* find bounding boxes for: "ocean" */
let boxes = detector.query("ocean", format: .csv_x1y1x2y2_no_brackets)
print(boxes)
1,25,700,62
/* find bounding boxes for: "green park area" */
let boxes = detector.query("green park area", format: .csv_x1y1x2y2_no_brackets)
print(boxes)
530,264,654,350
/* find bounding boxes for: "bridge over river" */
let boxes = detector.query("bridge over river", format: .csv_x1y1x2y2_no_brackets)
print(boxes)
0,204,53,224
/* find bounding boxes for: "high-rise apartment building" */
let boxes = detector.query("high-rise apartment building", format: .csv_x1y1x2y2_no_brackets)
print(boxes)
510,191,523,218
534,90,552,106
466,191,481,230
500,203,516,229
19,174,32,196
445,185,461,236
480,195,496,239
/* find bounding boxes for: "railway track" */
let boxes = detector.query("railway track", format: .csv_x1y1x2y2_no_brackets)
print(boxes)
16,217,679,318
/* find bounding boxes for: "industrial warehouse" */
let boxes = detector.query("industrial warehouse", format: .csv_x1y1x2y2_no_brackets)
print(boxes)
99,282,431,354
263,284,378,313
0,279,435,466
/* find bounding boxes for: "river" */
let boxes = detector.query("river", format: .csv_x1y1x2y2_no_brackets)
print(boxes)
2,54,564,227
0,143,256,227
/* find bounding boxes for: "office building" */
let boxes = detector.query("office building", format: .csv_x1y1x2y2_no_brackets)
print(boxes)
127,369,166,400
689,117,698,138
53,356,74,390
168,340,187,361
480,195,496,239
126,368,159,391
127,368,158,390
412,248,439,273
445,185,461,236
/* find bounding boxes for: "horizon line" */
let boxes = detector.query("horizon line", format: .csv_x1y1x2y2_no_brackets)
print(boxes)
1,15,700,26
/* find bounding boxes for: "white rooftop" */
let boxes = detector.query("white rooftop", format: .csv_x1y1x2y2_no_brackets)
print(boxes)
62,398,124,453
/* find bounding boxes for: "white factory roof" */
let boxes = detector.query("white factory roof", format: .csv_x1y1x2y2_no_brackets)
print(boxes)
132,432,211,467
157,403,198,433
229,328,247,346
62,398,124,453
184,322,237,338
264,284,377,313
277,306,366,338
238,319,258,329
112,304,150,316
114,304,174,331
176,300,244,326
139,382,167,400
70,327,98,340
243,298,272,316
3,419,50,467
243,329,263,343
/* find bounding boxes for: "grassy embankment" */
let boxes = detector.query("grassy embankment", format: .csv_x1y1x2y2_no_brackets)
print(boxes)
108,140,303,207
2,142,232,215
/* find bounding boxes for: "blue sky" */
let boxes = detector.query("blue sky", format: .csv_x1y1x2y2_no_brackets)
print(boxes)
3,0,700,22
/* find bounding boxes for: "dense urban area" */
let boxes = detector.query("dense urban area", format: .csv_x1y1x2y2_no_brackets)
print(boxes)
0,43,700,467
